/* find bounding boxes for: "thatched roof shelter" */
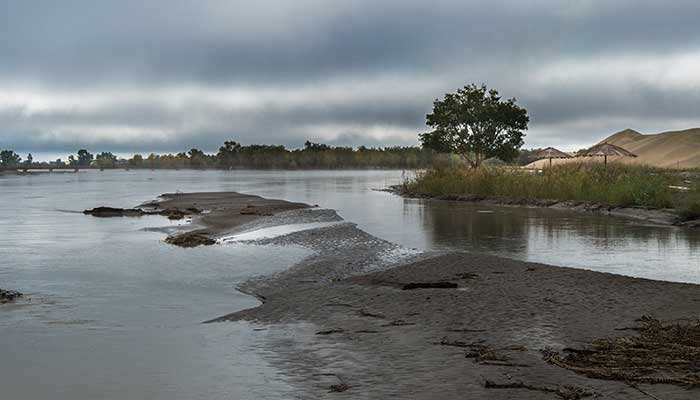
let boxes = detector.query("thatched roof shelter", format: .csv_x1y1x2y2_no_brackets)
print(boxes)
579,142,637,165
534,147,572,167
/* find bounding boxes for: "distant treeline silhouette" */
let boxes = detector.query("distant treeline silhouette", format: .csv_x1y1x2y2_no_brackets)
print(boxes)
1,141,439,170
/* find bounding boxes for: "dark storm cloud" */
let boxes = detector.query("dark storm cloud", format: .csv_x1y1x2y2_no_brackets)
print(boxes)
2,0,700,155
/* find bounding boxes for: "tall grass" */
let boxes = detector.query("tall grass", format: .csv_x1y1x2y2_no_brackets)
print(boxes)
678,184,700,219
402,163,678,209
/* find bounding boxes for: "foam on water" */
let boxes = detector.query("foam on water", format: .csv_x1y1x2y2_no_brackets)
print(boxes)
218,221,345,243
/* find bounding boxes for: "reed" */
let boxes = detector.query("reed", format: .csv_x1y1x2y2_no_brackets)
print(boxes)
402,163,679,209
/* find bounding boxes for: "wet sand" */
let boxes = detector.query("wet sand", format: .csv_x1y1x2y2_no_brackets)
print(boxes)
109,192,700,398
150,191,310,235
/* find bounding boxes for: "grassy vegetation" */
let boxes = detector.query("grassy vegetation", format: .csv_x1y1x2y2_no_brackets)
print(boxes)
402,163,688,210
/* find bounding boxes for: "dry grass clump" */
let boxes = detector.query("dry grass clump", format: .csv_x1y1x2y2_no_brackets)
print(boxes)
543,316,700,387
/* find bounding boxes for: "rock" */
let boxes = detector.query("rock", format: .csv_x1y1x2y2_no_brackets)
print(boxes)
328,383,350,393
84,206,202,220
159,208,186,220
164,232,216,248
0,288,23,304
83,207,147,217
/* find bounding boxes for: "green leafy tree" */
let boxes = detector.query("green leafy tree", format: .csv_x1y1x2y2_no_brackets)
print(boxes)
76,149,94,167
217,141,241,168
187,148,207,169
95,152,117,168
0,150,22,167
420,84,529,168
25,153,33,167
129,154,144,168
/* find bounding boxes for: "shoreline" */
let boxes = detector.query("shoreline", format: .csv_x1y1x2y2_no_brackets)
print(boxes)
386,185,690,227
94,192,700,398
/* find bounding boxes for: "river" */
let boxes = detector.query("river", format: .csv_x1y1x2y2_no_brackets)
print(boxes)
1,169,699,399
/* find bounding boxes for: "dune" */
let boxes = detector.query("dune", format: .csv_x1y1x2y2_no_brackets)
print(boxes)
527,127,700,169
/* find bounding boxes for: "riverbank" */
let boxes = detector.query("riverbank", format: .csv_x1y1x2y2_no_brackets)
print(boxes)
387,187,684,226
397,165,700,227
96,191,699,399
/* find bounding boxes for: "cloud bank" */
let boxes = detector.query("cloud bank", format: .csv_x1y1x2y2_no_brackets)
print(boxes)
2,0,700,156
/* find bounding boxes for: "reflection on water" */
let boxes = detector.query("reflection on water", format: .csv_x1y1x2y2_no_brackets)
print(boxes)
1,169,699,399
412,199,700,283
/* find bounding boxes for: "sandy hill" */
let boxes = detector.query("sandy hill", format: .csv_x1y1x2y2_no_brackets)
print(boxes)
597,128,700,168
527,127,700,169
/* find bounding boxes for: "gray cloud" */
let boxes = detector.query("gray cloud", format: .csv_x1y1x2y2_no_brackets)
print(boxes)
2,0,700,157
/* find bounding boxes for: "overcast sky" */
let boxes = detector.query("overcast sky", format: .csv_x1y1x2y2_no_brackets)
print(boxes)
2,0,700,158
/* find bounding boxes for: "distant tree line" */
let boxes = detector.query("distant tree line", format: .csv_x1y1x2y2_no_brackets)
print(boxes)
1,141,439,170
1,144,552,171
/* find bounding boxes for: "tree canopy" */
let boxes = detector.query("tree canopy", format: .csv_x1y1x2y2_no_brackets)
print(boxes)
76,149,94,167
420,84,529,168
0,150,22,167
95,152,117,168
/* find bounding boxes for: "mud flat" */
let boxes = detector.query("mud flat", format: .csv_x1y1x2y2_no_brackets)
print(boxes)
84,191,309,247
103,192,700,399
215,244,700,398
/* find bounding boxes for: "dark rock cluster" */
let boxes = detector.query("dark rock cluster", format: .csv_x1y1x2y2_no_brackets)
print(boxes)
0,288,23,304
164,232,216,248
83,206,201,220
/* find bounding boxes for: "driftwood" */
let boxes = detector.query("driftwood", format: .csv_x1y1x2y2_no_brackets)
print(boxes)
315,329,345,335
543,316,700,388
402,282,458,290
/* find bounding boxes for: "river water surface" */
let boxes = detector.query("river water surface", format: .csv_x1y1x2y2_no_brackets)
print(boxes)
1,170,699,399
